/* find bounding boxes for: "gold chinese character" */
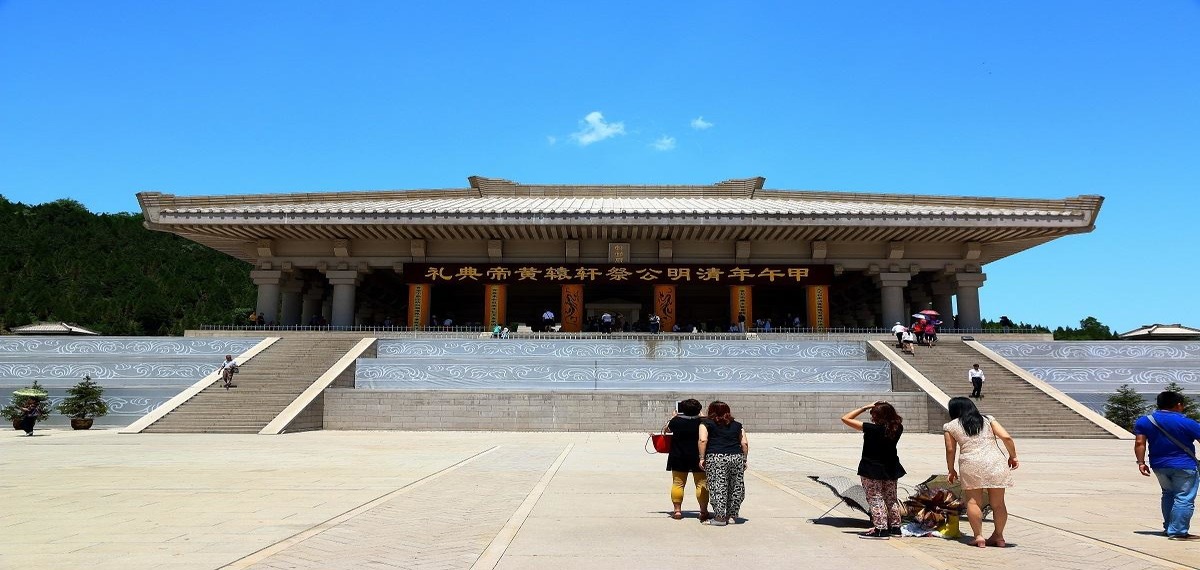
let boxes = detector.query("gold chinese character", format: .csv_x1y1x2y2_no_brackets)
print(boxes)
667,268,691,281
424,267,452,281
575,267,601,281
455,267,482,281
606,267,632,281
635,268,663,281
758,268,784,282
486,266,512,280
545,266,572,281
728,267,754,281
697,267,723,281
787,268,810,281
516,266,542,280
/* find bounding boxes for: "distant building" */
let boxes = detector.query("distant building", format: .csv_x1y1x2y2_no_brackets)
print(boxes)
10,322,100,336
137,176,1103,331
1119,324,1200,341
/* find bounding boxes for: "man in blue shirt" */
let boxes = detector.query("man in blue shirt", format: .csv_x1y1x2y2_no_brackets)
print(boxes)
1134,390,1200,540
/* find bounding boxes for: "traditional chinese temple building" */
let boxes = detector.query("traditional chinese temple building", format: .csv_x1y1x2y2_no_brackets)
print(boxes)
137,176,1103,331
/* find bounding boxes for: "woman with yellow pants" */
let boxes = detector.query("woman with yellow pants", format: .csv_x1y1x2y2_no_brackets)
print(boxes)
666,398,710,521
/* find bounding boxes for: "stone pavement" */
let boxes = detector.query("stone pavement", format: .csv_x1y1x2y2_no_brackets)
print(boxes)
2,428,1197,570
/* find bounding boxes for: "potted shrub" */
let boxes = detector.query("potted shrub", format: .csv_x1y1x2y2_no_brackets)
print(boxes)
56,375,109,430
2,380,52,430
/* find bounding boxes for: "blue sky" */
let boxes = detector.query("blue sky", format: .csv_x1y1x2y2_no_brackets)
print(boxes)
1,1,1197,333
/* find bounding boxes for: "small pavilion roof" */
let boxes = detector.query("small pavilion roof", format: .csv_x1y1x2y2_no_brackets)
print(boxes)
9,322,101,336
1119,324,1200,340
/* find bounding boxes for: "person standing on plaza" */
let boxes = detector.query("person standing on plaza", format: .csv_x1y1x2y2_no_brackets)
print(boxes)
600,312,613,334
944,397,1018,548
665,399,710,522
1133,390,1200,540
541,309,555,332
737,311,746,333
19,399,40,436
969,364,985,398
841,401,907,539
649,313,661,334
699,401,748,526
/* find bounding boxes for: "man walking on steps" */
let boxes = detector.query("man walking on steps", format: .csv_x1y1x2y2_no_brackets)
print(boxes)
968,363,985,398
1134,390,1200,540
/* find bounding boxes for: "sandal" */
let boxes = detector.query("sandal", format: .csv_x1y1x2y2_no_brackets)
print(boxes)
671,511,682,520
699,512,711,523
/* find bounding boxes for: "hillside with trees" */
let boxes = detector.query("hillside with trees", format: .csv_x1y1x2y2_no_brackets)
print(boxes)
0,196,254,335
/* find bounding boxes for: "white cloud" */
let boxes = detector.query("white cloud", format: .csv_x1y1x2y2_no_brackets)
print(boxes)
570,111,626,146
546,135,557,145
652,136,676,151
690,116,714,130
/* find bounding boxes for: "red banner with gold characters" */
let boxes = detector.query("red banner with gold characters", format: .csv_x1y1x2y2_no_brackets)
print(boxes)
484,284,507,328
406,263,831,285
560,284,583,332
729,285,752,331
407,284,430,328
653,285,676,332
806,285,829,330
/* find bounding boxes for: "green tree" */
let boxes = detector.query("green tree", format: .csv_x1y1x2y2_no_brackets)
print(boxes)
56,375,109,419
1163,382,1200,421
1053,316,1120,340
0,195,256,334
1103,384,1150,431
1,380,53,424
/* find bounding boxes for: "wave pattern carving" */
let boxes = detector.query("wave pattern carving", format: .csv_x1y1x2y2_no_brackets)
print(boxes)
356,362,888,392
0,337,260,356
982,341,1200,397
377,340,865,360
985,342,1200,361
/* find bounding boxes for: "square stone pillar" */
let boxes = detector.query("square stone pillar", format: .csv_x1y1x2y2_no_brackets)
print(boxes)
325,270,361,327
301,286,325,326
560,284,584,332
874,272,912,327
250,270,283,325
653,285,676,333
279,275,305,326
930,280,955,326
954,273,987,330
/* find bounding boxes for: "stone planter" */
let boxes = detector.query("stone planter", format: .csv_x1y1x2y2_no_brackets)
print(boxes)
70,418,95,430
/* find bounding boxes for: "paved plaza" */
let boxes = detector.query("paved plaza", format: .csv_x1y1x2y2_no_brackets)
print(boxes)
2,428,1197,570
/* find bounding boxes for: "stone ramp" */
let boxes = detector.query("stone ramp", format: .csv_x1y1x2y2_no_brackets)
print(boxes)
141,337,364,434
887,340,1113,438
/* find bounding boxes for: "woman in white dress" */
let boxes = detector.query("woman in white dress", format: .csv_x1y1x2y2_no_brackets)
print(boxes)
944,397,1019,547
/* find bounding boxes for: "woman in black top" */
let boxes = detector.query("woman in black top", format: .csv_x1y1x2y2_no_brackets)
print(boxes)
841,401,906,539
699,400,748,526
665,398,710,521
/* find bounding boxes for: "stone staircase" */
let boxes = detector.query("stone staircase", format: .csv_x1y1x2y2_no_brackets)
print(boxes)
142,337,364,434
889,340,1113,439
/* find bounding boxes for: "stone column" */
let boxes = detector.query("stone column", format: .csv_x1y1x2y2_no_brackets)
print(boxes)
326,270,361,327
954,273,987,330
875,272,912,327
908,286,932,318
279,276,304,326
930,280,955,325
250,270,283,325
301,286,325,325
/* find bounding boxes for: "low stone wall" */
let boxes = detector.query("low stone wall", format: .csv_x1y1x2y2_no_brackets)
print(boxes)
323,390,934,433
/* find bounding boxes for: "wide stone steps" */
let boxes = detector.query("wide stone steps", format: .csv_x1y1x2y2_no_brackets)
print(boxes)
141,337,363,434
894,341,1113,439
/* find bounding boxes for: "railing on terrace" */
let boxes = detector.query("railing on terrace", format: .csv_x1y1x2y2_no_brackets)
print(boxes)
197,324,1045,341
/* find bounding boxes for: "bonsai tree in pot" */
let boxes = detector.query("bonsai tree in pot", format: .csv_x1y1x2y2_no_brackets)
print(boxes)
2,380,52,429
56,375,108,430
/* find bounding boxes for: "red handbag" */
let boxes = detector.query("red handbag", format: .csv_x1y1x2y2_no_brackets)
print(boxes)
645,432,672,454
